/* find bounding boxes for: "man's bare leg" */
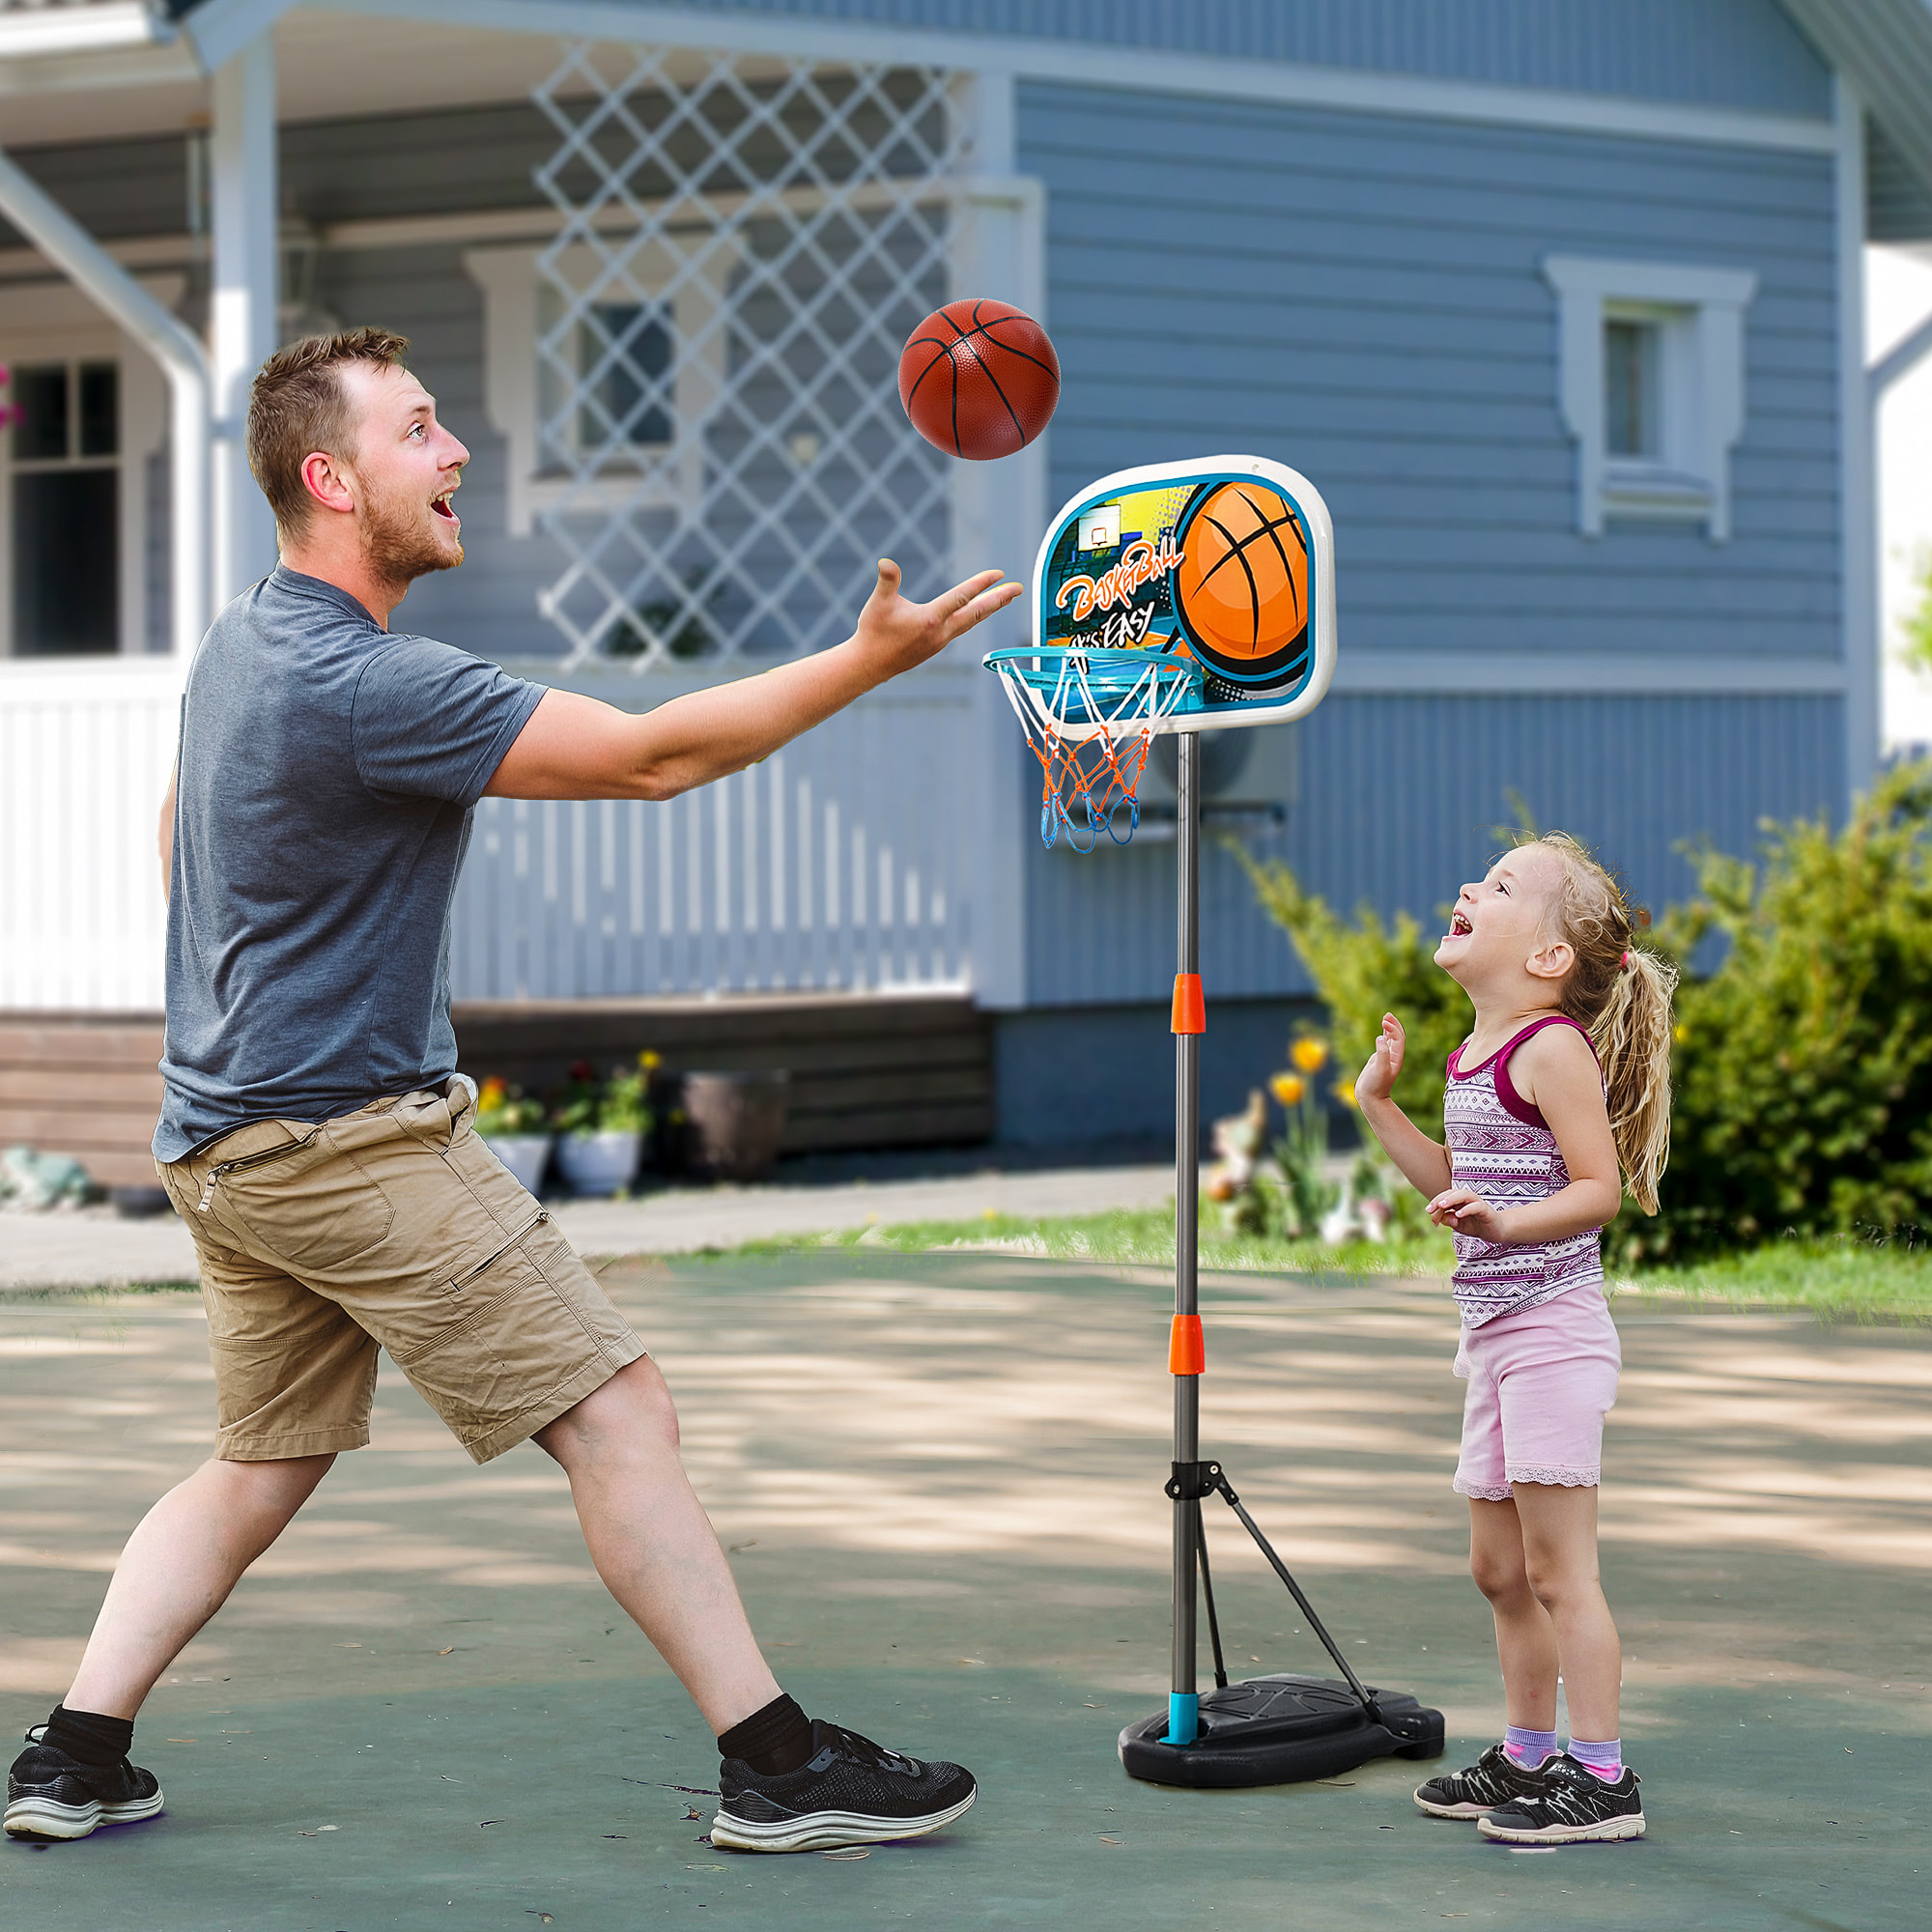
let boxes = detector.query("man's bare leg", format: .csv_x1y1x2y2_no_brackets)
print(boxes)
535,1360,975,1852
534,1358,780,1734
58,1362,773,1732
62,1454,336,1719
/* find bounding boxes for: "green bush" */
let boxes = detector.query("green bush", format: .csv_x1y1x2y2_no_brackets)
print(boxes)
1238,764,1932,1265
1899,546,1932,678
1634,761,1932,1262
1234,851,1471,1136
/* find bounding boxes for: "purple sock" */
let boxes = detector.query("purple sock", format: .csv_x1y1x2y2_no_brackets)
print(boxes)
1503,1725,1556,1768
1568,1736,1622,1780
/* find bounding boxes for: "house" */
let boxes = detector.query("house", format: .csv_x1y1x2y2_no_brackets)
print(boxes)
5,0,1932,1185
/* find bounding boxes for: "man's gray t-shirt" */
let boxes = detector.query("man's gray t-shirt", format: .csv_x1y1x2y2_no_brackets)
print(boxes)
156,566,545,1162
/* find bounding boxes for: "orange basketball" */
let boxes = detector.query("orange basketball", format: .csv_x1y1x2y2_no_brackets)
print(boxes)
897,298,1060,461
1173,482,1309,672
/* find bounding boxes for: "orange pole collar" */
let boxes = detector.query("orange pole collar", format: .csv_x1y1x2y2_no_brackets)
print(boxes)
1171,973,1206,1035
1169,1313,1205,1377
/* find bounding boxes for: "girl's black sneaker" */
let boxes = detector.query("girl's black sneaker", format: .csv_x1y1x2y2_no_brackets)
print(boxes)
5,1728,164,1840
710,1719,976,1853
1476,1750,1645,1843
1413,1741,1548,1819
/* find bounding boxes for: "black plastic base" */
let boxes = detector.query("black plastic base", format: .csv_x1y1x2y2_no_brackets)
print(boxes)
1119,1675,1445,1789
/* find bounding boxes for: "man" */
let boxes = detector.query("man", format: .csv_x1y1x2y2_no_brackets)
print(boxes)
5,327,1018,1854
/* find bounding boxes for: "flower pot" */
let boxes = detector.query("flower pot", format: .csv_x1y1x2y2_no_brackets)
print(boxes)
481,1132,553,1196
554,1129,641,1198
682,1070,790,1182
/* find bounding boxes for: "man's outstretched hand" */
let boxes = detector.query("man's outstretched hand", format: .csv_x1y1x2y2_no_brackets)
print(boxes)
853,561,1022,678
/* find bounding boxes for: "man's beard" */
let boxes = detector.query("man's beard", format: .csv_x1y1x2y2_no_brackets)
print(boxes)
361,484,462,584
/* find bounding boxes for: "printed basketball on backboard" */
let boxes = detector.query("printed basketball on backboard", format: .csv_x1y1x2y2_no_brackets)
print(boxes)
1173,482,1310,697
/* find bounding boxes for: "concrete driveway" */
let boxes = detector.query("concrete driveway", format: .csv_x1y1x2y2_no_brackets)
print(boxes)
0,1254,1925,1930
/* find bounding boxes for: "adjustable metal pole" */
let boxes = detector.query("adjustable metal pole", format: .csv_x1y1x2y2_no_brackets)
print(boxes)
1167,728,1204,1746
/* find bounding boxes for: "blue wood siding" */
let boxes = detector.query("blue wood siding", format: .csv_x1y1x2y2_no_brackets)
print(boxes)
653,0,1831,116
312,243,566,663
1024,84,1842,666
1023,693,1845,1008
0,105,554,251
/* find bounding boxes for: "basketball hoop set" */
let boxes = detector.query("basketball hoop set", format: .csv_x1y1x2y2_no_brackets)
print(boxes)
987,455,1339,849
902,304,1442,1789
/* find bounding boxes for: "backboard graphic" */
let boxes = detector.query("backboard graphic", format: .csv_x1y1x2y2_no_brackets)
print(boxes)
1031,455,1337,731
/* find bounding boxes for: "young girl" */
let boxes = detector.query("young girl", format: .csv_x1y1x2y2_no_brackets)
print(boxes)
1354,832,1675,1846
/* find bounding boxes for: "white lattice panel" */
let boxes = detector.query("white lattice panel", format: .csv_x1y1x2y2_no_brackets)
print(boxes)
530,44,963,666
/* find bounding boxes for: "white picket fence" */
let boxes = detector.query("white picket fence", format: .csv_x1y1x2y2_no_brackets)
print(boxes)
450,664,986,1000
0,658,184,1011
0,655,1018,1013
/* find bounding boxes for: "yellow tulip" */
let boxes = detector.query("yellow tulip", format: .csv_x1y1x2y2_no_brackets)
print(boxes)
1332,1079,1358,1109
1291,1037,1329,1073
1270,1072,1307,1107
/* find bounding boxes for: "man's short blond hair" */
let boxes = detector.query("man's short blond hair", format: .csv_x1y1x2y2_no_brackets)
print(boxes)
246,327,412,537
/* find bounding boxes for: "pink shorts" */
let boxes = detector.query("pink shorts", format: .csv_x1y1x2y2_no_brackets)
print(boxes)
1452,1284,1621,1500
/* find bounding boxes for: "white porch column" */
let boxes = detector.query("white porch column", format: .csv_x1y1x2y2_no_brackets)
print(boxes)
210,34,279,606
951,69,1039,1011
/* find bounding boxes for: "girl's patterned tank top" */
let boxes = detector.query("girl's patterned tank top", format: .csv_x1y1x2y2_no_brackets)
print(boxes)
1443,1013,1605,1327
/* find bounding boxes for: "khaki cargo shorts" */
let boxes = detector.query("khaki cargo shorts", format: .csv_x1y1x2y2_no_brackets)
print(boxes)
156,1082,644,1464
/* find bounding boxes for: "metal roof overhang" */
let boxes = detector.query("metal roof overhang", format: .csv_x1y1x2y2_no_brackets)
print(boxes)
1778,0,1932,208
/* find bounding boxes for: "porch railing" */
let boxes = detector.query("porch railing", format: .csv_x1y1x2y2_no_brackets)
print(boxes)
0,658,183,1011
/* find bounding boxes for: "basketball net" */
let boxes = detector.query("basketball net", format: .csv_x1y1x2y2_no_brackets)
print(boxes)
987,648,1201,852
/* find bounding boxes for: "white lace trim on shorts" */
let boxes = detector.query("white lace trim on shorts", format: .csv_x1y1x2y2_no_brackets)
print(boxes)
1453,1466,1600,1500
1508,1464,1599,1488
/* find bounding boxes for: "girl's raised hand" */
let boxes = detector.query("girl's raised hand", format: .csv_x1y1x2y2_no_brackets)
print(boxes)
1354,1012,1406,1106
1427,1186,1505,1242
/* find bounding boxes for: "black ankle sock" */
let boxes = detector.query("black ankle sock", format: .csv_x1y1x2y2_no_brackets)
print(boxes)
43,1706,134,1768
717,1693,813,1776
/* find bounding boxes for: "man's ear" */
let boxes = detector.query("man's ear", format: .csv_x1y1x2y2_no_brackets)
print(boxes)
299,449,356,518
1525,940,1574,983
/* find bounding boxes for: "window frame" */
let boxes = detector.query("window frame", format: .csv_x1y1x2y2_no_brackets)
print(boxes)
0,284,172,658
1543,255,1758,543
466,241,725,538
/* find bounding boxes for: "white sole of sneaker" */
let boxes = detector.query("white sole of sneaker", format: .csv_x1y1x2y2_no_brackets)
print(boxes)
1477,1809,1645,1845
709,1788,976,1854
4,1789,165,1840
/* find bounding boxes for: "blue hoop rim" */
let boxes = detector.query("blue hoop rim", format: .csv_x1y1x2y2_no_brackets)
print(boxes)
982,644,1204,702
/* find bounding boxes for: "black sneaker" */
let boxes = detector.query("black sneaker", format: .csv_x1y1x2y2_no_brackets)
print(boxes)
5,1728,164,1841
710,1719,976,1853
1413,1741,1548,1819
1477,1750,1645,1843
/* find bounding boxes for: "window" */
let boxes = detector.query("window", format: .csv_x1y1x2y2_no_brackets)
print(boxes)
1,277,177,657
1603,317,1661,460
467,243,721,539
1543,257,1758,542
9,359,120,655
573,301,672,460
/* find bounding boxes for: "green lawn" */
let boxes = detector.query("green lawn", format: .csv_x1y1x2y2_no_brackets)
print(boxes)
728,1205,1932,1323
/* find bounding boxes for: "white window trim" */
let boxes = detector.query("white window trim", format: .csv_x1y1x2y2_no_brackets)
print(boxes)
464,241,724,540
0,277,176,657
1544,255,1757,543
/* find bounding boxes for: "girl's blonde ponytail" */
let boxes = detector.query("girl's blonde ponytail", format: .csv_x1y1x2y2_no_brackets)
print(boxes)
1526,832,1680,1214
1588,947,1678,1213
